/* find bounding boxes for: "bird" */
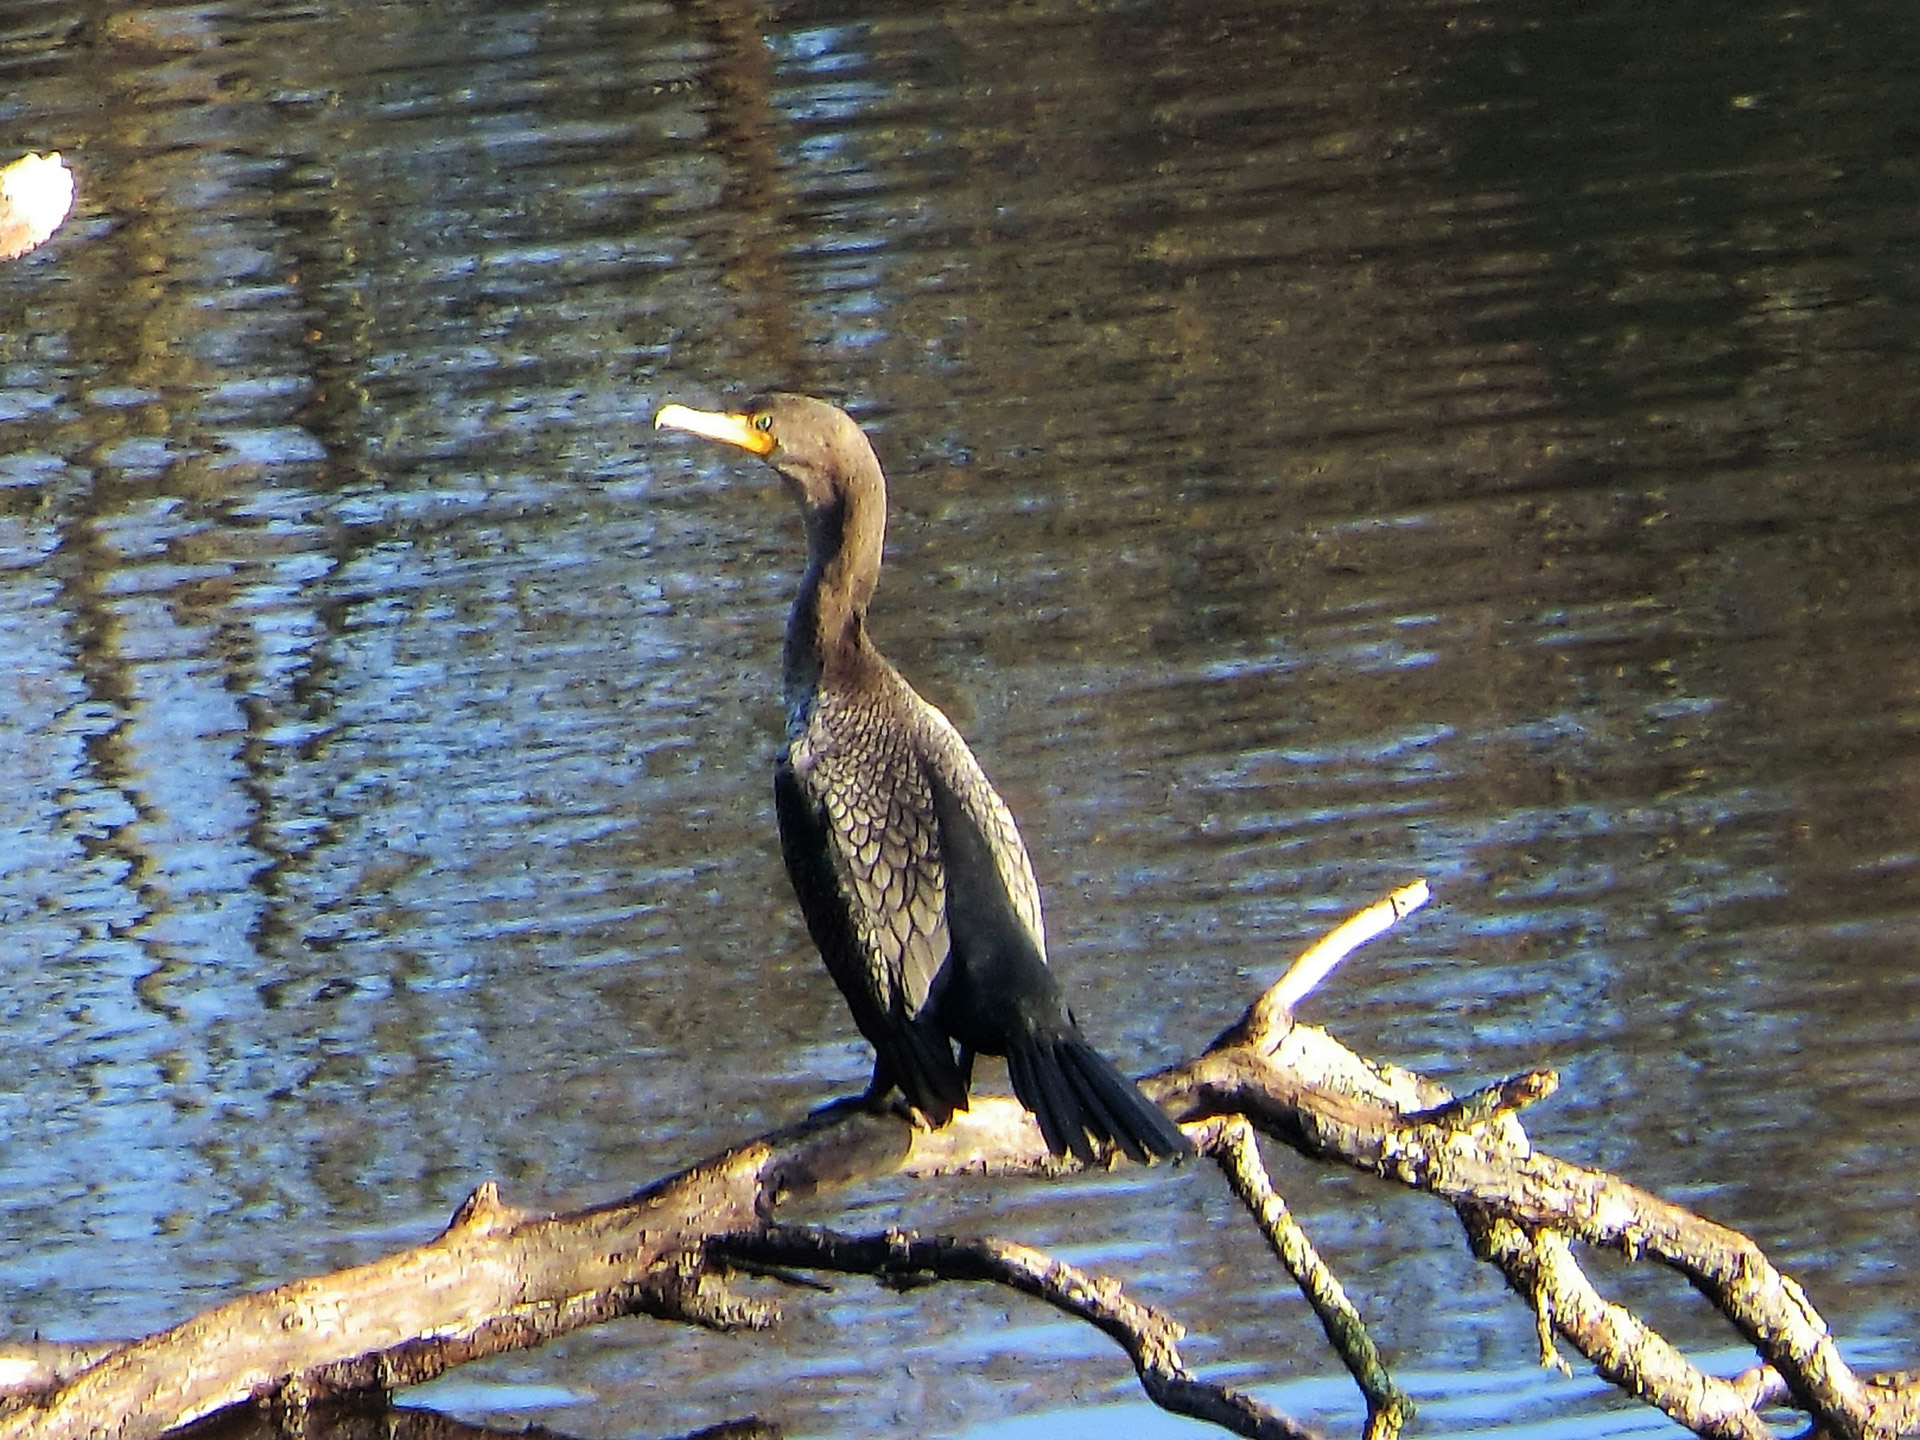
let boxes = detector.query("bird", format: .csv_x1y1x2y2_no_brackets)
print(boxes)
654,393,1191,1166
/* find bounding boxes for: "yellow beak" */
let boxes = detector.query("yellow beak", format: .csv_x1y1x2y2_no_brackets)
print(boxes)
654,403,776,458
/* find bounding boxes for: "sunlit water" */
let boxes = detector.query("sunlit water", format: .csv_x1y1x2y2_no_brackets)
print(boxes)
1,0,1917,1436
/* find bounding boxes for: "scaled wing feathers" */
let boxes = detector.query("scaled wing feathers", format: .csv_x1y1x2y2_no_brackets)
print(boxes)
788,684,952,1019
784,664,1046,1025
908,698,1046,959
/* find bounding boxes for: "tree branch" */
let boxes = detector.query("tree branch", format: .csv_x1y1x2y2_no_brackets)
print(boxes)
1151,1004,1920,1440
1208,1117,1411,1440
709,1224,1317,1440
3,883,1915,1440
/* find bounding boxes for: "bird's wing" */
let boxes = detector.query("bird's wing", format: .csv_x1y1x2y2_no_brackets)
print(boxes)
786,693,952,1019
910,698,1047,961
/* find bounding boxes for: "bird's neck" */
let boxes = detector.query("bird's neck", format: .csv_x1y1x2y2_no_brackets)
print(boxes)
784,489,886,720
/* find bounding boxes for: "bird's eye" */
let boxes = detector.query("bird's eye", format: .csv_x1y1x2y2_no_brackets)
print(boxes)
753,413,773,433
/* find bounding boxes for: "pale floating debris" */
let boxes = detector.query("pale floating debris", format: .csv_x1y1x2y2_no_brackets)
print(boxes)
0,152,75,261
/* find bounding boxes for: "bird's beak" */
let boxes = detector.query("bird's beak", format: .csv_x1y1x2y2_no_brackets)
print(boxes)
654,404,775,458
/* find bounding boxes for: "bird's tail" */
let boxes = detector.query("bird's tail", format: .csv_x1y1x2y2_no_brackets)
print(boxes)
1006,1034,1192,1165
881,1013,972,1128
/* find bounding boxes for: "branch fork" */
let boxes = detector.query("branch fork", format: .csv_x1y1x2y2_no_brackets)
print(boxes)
2,881,1914,1440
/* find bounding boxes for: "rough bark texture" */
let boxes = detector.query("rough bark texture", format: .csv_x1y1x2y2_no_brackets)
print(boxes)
2,885,1915,1440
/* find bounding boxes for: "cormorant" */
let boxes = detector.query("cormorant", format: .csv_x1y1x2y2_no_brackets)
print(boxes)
654,394,1191,1165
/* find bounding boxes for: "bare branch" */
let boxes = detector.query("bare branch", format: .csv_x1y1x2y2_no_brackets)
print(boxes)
709,1224,1320,1440
1213,880,1431,1053
1405,1070,1559,1130
1156,1014,1920,1440
3,883,1914,1440
1467,1216,1775,1440
1209,1118,1411,1440
0,1116,915,1440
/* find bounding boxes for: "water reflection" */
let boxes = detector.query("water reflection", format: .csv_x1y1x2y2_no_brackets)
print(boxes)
0,0,1917,1435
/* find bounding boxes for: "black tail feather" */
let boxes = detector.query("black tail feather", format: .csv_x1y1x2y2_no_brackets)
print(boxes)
1008,1044,1088,1163
1059,1045,1149,1165
885,1014,971,1126
1007,1035,1191,1165
1060,1037,1192,1163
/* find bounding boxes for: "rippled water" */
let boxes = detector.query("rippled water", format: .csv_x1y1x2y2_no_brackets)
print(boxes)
2,0,1918,1436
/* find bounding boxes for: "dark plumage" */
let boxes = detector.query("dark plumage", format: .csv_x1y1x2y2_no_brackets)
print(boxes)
654,393,1190,1165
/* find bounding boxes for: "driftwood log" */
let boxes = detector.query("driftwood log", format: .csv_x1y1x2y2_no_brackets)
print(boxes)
1,883,1915,1440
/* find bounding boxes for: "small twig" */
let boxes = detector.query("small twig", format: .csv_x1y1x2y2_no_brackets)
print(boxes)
1213,881,1430,1054
1209,1118,1412,1440
1404,1070,1558,1132
708,1224,1320,1440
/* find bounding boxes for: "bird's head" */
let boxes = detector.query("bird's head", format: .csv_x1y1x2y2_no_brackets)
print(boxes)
654,393,883,516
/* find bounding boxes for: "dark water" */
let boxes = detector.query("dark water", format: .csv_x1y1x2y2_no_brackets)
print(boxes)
2,0,1918,1435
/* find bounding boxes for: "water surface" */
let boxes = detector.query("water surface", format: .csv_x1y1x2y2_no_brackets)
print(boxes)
1,0,1917,1436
